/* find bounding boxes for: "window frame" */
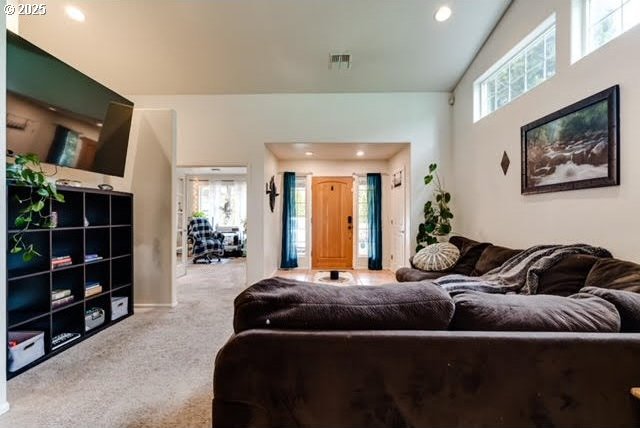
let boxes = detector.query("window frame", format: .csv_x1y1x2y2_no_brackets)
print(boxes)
573,0,639,62
474,14,557,122
356,176,369,258
293,176,307,256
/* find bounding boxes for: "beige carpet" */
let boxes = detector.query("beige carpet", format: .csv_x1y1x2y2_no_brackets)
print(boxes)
0,259,246,428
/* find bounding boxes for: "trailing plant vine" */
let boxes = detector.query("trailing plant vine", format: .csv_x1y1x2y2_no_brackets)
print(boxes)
6,153,65,261
416,163,453,252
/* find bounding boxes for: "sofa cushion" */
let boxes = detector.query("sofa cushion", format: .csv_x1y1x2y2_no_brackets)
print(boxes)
581,286,640,332
413,243,460,272
451,292,620,332
585,258,640,292
233,277,455,333
536,254,600,297
395,267,447,282
471,245,522,276
448,235,492,276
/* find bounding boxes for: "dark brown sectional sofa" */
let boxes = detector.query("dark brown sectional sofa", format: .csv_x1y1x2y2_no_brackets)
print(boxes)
213,236,640,428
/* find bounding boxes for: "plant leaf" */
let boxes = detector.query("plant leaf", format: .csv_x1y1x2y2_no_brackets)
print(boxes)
10,246,22,254
444,193,451,203
429,163,437,173
14,216,28,228
424,175,433,185
31,200,45,212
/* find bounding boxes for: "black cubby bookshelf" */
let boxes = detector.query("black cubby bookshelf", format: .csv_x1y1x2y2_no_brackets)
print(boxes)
6,185,134,378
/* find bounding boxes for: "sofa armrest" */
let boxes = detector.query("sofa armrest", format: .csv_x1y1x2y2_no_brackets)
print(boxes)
213,330,640,428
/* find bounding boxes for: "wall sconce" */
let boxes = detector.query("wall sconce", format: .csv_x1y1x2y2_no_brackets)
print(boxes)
265,176,279,212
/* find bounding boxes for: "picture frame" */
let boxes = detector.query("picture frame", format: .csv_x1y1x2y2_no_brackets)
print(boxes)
521,85,619,195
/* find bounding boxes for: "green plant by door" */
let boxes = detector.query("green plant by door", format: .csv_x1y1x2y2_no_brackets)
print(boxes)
6,153,65,261
416,163,453,252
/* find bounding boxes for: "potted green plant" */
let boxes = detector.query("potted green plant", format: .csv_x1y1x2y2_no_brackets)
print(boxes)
192,211,206,218
6,153,65,261
416,163,453,252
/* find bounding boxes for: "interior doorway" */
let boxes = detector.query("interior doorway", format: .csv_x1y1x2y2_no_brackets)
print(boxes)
311,177,354,269
175,166,248,278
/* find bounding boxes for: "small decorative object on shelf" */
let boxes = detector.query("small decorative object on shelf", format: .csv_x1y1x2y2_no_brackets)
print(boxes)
97,184,113,191
55,179,82,187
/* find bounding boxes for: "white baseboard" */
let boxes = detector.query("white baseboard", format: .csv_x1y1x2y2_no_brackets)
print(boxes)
0,401,10,416
134,302,177,309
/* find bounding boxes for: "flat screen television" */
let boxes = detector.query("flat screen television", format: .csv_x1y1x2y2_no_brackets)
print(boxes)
6,31,134,177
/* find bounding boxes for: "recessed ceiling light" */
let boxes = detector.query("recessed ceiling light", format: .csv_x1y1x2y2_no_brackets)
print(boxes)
305,151,314,156
356,150,365,157
65,5,86,22
434,5,452,22
48,106,57,111
96,122,103,127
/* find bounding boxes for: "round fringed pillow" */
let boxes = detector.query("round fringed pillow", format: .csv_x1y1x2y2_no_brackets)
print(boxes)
413,243,460,271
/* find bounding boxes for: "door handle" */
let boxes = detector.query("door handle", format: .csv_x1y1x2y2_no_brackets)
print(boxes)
347,216,353,224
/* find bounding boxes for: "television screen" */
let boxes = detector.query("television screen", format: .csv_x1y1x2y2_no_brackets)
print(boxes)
6,31,134,177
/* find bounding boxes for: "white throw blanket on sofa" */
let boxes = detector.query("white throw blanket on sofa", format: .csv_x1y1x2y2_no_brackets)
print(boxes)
434,244,612,295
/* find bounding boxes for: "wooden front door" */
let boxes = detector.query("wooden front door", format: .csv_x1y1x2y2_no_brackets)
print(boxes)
312,177,354,269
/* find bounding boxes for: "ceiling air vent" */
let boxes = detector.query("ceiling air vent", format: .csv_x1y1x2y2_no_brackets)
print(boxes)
328,53,352,70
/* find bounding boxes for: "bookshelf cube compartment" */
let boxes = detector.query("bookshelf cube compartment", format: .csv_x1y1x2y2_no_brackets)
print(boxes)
85,228,110,261
52,266,84,309
111,227,132,258
52,305,84,344
112,256,132,288
7,231,51,279
84,294,110,333
7,186,51,231
7,273,50,328
111,195,132,225
85,261,110,295
52,229,83,268
85,193,110,226
111,285,133,319
52,190,84,228
7,314,51,378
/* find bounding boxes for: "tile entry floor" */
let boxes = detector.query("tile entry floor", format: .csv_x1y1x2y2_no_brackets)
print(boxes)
274,269,397,285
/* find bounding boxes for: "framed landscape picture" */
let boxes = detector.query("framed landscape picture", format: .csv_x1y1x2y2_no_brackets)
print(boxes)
521,85,619,195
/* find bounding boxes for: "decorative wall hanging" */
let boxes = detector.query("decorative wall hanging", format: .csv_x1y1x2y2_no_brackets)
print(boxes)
392,170,403,188
266,175,279,212
521,85,619,195
500,151,510,176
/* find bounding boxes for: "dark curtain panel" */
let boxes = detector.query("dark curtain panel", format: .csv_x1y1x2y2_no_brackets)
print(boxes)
280,172,299,269
367,173,382,270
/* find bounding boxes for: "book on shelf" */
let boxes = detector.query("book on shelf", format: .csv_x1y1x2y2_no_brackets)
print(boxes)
86,281,101,289
51,289,72,301
85,254,104,263
52,294,74,309
51,256,73,269
85,285,103,297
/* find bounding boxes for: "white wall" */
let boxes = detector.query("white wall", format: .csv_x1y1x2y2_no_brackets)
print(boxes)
263,148,280,276
1,7,10,416
452,0,640,262
132,93,452,284
131,109,177,307
388,146,412,268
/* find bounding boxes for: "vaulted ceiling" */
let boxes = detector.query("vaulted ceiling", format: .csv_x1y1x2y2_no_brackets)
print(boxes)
18,0,510,95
